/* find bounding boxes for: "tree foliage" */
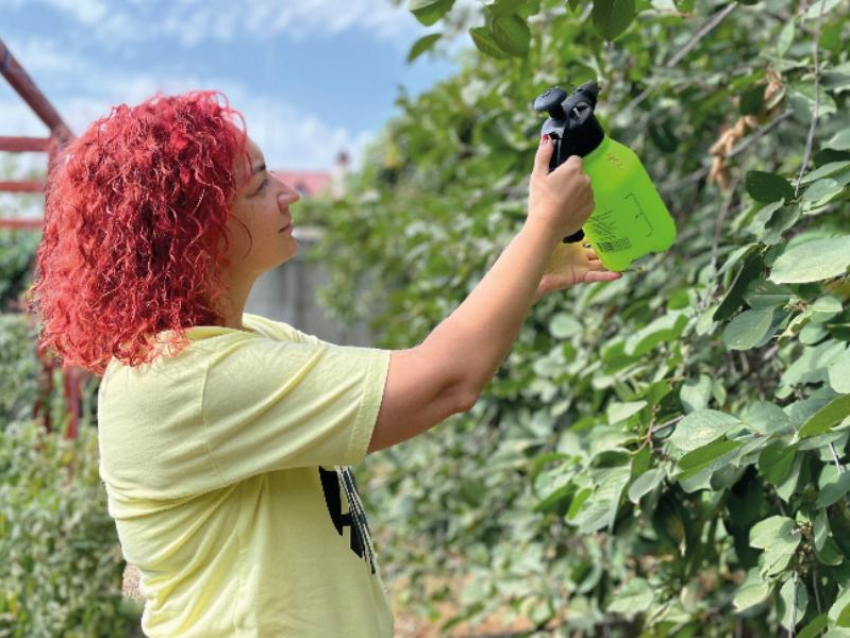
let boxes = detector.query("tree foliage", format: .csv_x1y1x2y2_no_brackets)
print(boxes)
299,0,850,634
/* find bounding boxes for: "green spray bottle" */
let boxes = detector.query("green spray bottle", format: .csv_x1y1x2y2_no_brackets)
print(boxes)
533,81,677,272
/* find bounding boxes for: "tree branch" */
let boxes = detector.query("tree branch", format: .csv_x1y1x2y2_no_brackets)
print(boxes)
794,0,829,196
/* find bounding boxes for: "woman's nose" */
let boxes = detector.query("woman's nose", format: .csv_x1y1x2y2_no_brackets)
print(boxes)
278,185,300,207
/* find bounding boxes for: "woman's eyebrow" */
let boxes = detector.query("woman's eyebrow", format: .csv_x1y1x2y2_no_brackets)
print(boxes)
252,162,267,176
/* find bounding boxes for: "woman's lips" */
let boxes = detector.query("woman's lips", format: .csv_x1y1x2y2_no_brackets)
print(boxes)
279,222,292,233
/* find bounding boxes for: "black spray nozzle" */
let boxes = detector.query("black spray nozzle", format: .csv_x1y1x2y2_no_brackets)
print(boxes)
533,80,606,245
573,80,600,107
533,80,605,154
533,81,601,121
533,87,568,119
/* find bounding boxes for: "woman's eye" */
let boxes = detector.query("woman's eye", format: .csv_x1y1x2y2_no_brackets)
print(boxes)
255,178,268,194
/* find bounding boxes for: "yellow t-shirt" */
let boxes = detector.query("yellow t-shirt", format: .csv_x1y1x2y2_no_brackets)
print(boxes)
97,312,394,637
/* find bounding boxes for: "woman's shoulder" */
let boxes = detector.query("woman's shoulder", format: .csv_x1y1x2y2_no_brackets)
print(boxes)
243,313,325,345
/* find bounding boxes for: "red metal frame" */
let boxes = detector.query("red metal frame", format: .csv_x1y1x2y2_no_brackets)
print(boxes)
0,37,82,439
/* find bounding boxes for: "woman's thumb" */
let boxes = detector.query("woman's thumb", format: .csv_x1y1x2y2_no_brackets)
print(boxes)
533,134,553,176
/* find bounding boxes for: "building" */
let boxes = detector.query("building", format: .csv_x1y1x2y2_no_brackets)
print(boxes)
271,149,350,200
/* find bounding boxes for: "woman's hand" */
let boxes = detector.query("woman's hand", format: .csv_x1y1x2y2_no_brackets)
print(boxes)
533,241,623,303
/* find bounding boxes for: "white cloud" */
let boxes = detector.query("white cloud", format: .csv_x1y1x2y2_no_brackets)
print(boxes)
235,93,379,172
1,0,475,171
1,62,375,173
4,0,435,49
41,0,107,24
1,36,88,76
2,0,490,56
161,0,427,49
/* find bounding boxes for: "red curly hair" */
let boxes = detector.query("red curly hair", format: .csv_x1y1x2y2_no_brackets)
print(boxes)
26,90,254,376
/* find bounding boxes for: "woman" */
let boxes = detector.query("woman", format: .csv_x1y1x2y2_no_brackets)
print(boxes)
27,90,620,637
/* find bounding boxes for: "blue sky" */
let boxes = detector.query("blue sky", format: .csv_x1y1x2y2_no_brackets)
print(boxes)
0,0,472,173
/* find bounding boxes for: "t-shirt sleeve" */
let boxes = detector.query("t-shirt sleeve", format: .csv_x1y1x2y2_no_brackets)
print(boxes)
288,326,334,347
201,336,391,486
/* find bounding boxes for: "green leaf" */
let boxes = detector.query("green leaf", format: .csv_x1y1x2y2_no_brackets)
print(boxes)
798,394,850,439
717,243,760,278
742,278,792,309
733,580,772,611
803,178,845,202
566,486,593,521
489,12,531,57
746,170,795,203
778,576,809,631
797,615,829,638
680,374,712,413
818,464,850,507
533,483,574,513
830,588,850,626
607,400,647,424
745,401,795,436
733,569,773,612
815,509,844,567
813,296,844,314
747,201,798,245
787,83,838,123
761,207,802,246
839,602,850,628
723,307,778,350
407,33,443,64
804,0,845,20
800,161,850,185
828,346,850,394
607,577,655,618
825,129,850,151
628,468,665,503
592,0,636,41
669,410,743,451
750,515,797,548
750,516,802,576
776,455,803,502
678,438,743,479
815,537,844,566
769,235,850,284
631,444,652,477
776,20,795,57
469,26,511,58
758,441,797,485
550,313,583,339
714,250,765,321
624,311,688,356
748,201,785,235
576,466,631,533
408,0,455,26
815,509,833,552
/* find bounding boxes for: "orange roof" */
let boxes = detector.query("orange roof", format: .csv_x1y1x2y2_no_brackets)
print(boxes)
271,171,332,198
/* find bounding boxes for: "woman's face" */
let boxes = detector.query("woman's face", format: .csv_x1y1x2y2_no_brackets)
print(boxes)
224,137,301,276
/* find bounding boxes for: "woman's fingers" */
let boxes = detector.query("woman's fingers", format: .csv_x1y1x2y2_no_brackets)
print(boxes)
585,270,623,282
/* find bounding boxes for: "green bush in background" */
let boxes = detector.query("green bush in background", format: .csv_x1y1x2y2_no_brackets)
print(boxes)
0,314,39,428
0,229,39,314
299,0,850,635
0,416,141,637
0,310,138,636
